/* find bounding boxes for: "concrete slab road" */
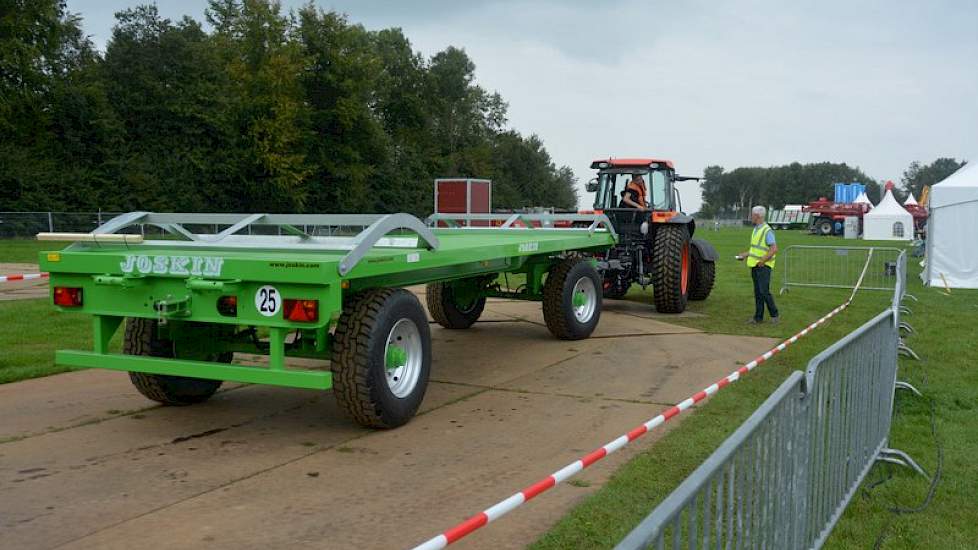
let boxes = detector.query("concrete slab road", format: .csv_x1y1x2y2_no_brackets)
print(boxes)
0,302,777,550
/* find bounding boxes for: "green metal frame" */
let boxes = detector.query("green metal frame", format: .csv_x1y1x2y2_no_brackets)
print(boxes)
40,211,616,390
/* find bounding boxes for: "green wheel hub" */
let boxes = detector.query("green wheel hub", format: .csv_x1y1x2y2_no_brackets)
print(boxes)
572,289,588,308
386,345,408,370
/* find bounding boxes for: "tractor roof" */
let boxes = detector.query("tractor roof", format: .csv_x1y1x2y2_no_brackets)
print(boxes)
591,158,675,170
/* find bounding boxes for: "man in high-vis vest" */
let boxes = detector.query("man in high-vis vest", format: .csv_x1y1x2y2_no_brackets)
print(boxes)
736,206,780,324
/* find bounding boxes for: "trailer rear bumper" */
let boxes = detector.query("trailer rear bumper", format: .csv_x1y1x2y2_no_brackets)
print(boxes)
55,350,332,390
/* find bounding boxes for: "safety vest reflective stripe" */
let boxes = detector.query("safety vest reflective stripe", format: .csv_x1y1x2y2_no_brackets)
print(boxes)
747,224,776,268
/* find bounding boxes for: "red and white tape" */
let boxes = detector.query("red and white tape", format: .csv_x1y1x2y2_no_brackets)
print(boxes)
409,252,876,550
410,301,851,550
0,272,49,283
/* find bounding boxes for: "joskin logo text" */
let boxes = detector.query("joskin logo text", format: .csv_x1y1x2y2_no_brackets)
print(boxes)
120,255,224,277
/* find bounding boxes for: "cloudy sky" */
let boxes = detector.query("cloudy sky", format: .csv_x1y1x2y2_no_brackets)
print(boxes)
67,0,978,212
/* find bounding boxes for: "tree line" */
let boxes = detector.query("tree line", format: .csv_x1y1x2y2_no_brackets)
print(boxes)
0,1,579,216
698,158,967,217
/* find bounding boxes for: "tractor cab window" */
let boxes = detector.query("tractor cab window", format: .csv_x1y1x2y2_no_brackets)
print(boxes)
648,170,670,210
593,169,674,211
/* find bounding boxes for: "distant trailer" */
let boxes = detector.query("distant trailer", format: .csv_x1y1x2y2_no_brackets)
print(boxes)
766,209,811,230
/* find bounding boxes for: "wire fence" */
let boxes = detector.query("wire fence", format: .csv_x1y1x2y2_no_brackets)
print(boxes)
616,251,921,550
780,245,905,294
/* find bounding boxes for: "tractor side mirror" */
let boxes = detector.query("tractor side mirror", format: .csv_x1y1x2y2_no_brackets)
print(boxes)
585,178,599,193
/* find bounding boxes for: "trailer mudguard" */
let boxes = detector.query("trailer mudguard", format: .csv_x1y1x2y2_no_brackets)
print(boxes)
690,238,718,262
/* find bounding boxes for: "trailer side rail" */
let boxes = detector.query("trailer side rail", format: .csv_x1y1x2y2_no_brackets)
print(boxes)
426,212,617,239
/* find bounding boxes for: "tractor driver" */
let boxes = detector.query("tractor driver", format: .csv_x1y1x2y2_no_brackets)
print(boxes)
619,174,648,210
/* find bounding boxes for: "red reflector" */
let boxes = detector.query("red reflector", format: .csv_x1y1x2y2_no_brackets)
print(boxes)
217,295,238,317
53,287,83,307
284,299,318,322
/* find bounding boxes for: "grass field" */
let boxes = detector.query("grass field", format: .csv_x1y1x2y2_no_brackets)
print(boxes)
533,228,977,550
1,231,974,548
0,238,70,263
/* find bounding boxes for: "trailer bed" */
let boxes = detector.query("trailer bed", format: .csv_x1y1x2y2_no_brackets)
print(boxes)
38,212,617,427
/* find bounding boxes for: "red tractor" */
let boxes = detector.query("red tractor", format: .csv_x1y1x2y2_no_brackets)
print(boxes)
584,158,717,313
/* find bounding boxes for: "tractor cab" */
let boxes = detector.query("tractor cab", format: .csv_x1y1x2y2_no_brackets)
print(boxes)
586,158,688,237
587,158,679,213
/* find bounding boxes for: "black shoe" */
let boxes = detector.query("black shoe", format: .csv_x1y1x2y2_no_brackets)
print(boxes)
747,318,762,325
770,316,780,325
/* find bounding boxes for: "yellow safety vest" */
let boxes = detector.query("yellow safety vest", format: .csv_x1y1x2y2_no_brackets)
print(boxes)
747,223,776,268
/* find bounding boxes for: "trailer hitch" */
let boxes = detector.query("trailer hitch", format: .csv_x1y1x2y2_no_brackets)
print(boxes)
154,295,191,323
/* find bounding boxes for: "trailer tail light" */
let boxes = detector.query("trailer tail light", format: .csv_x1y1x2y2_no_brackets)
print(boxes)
217,295,237,317
284,299,318,323
53,287,83,307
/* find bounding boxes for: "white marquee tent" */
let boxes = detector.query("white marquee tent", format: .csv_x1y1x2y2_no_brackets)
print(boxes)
854,191,874,208
925,162,978,288
904,193,918,206
863,188,912,241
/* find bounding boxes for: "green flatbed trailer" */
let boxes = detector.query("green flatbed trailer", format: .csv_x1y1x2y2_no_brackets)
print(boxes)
38,212,616,427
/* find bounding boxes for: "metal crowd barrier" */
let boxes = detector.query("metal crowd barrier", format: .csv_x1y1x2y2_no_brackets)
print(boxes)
617,251,924,549
780,245,905,295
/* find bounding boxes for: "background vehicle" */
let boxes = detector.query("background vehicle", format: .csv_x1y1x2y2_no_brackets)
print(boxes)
584,158,717,313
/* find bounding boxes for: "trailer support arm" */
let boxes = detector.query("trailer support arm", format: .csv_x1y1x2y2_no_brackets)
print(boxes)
338,214,441,276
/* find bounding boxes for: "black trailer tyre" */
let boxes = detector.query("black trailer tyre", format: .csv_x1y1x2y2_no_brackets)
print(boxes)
331,288,432,428
124,318,225,405
688,245,716,301
426,280,486,329
817,219,833,235
543,258,602,340
652,224,691,313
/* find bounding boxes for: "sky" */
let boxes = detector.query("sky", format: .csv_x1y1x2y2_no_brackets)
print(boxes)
67,0,978,213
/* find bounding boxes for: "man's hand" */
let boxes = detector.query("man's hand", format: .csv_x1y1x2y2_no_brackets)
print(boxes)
757,259,766,267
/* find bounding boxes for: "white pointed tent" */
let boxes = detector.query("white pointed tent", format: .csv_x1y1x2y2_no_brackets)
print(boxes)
853,191,874,209
925,162,978,288
904,193,918,206
863,188,912,241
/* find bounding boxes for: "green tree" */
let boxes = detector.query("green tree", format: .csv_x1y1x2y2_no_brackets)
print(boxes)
901,158,967,200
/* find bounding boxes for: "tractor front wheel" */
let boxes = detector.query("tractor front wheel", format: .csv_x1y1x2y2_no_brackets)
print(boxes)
124,319,226,406
688,245,716,301
332,289,431,428
543,258,602,340
652,225,691,313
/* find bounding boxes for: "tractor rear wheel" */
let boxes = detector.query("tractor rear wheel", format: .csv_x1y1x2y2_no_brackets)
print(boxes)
688,245,716,301
332,289,431,428
426,279,487,329
124,318,226,405
543,258,602,340
652,225,691,313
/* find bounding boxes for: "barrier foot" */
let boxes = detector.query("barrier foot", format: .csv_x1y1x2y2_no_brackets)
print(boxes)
899,305,913,316
894,381,922,397
878,448,929,480
903,293,918,303
779,286,788,296
899,322,914,335
899,342,920,361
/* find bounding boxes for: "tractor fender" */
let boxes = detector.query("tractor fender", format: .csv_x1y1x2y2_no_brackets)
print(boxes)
658,213,696,237
690,238,718,262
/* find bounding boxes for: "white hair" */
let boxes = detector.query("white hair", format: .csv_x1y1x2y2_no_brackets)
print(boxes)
752,206,766,217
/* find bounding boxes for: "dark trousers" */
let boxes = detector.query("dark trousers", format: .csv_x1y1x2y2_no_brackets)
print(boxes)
751,266,779,321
